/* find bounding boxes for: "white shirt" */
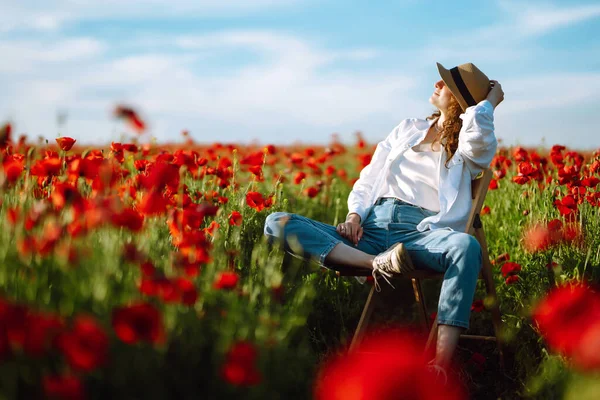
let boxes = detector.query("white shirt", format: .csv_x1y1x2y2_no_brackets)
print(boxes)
347,99,497,232
376,142,442,212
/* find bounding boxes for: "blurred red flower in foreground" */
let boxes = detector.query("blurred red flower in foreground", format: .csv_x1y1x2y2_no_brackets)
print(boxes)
314,328,465,400
112,303,165,345
532,283,600,371
523,219,583,253
56,315,109,372
213,271,239,290
56,137,76,151
114,105,146,133
221,341,262,386
43,373,85,400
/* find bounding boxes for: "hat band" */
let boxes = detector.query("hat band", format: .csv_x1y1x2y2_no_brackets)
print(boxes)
450,67,476,108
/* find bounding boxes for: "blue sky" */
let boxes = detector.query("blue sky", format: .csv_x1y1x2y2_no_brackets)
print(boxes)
1,0,599,149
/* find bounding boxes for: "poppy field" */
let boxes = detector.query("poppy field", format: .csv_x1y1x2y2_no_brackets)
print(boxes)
1,114,600,399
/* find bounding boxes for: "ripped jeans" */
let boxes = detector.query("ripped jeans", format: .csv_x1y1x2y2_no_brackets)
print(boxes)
263,197,482,329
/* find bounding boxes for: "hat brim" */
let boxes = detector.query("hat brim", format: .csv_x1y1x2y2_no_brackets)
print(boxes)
436,62,468,112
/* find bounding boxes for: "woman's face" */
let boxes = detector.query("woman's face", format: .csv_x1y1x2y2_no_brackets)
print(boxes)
429,79,455,112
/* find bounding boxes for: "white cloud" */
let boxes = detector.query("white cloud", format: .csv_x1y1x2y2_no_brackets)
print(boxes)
0,0,302,33
0,37,106,73
0,30,419,144
498,0,600,36
494,72,600,114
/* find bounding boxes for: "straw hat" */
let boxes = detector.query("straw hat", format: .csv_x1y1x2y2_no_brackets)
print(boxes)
436,62,491,111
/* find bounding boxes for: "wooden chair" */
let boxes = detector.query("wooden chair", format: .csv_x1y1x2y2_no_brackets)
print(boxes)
332,168,505,367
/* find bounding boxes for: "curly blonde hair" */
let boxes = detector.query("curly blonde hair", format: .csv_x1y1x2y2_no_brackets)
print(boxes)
425,94,463,169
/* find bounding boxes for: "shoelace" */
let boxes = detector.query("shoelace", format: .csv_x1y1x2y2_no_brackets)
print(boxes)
426,361,448,386
371,263,395,292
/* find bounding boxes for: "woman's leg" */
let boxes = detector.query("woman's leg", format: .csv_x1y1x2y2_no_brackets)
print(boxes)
435,325,464,368
263,211,384,269
404,231,482,330
410,232,481,367
389,215,482,367
324,243,376,269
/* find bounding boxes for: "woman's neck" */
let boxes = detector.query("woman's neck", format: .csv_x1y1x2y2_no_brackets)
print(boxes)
436,113,447,130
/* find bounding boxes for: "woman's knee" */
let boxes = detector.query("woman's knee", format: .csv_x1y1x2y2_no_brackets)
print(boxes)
264,211,293,240
449,233,482,268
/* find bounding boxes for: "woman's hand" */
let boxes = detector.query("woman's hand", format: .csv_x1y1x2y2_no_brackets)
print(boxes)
337,213,363,246
486,80,504,109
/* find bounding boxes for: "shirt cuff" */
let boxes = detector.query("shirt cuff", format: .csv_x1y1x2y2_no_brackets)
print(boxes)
346,208,366,224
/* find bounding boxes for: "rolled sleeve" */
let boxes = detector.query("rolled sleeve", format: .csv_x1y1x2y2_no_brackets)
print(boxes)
457,99,497,178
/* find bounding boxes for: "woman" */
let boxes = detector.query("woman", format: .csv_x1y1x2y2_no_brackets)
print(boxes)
263,62,504,378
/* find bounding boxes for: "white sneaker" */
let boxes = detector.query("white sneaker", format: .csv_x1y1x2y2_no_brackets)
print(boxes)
371,242,413,291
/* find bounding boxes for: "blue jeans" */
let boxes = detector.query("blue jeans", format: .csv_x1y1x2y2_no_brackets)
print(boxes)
263,197,482,329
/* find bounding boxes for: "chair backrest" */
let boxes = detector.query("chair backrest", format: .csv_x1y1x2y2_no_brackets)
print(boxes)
464,169,493,236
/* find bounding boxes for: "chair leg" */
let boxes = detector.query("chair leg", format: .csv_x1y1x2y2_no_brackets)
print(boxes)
411,278,430,334
474,226,505,370
350,285,378,351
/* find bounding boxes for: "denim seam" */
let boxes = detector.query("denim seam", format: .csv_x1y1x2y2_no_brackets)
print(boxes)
319,239,342,266
288,214,341,245
436,318,469,330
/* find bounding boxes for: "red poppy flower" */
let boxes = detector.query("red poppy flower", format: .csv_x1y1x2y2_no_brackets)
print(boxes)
56,315,109,372
505,275,520,285
221,341,262,386
304,186,319,198
56,137,76,151
228,211,243,226
23,311,64,357
43,374,85,400
248,165,263,180
173,277,198,306
581,176,600,188
522,223,553,253
246,191,266,212
265,144,276,155
554,195,578,217
203,220,220,237
501,262,522,278
112,303,165,345
481,205,491,215
353,154,370,171
111,208,144,232
138,190,169,215
532,283,600,371
114,105,146,133
488,179,498,190
240,151,265,167
214,271,239,290
294,171,307,184
3,160,24,183
314,328,464,400
471,299,485,312
513,146,529,162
